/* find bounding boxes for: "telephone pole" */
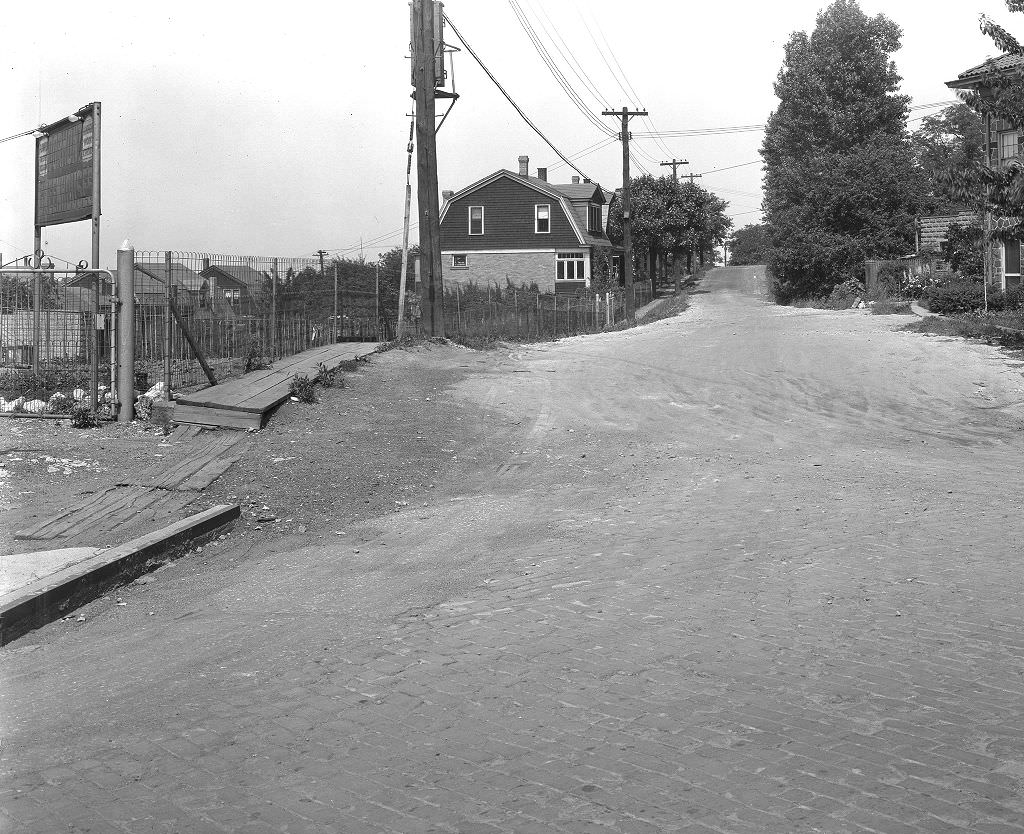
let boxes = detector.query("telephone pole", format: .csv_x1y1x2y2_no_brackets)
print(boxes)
686,172,703,185
659,158,689,182
603,107,647,319
315,249,328,275
412,0,445,337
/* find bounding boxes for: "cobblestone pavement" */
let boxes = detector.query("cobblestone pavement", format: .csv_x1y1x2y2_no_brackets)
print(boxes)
6,266,1024,833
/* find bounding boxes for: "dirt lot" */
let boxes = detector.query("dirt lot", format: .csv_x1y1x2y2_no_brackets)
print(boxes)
0,342,521,561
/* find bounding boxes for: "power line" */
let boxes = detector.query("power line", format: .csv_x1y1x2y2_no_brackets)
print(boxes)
444,11,594,182
527,0,609,110
548,136,618,171
508,1,614,140
0,127,37,145
698,160,763,175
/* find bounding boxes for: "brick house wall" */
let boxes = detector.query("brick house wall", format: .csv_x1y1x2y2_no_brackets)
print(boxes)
443,250,566,293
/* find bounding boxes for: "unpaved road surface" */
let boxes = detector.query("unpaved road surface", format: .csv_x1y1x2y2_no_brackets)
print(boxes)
6,265,1024,833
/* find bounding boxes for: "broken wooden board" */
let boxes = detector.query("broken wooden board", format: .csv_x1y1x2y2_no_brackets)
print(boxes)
14,487,196,541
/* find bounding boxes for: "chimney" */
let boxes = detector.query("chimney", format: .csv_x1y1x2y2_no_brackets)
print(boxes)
571,175,581,184
518,155,529,177
583,178,591,184
537,167,547,181
442,189,454,202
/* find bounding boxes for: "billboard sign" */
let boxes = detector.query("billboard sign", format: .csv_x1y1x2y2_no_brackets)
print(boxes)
35,102,100,227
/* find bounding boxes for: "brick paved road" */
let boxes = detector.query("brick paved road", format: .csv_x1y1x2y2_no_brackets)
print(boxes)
6,266,1024,832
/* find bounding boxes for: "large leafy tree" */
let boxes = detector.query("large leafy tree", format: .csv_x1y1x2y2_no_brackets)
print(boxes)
608,176,732,278
912,104,985,213
761,0,925,302
728,224,769,265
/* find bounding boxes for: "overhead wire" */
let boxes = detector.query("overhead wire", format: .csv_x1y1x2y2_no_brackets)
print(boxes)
508,1,615,140
442,12,594,181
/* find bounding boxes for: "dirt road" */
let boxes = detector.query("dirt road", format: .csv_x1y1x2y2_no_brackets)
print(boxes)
6,266,1024,833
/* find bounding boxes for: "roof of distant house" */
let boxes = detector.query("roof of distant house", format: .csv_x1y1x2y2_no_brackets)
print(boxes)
948,53,1024,88
201,263,269,293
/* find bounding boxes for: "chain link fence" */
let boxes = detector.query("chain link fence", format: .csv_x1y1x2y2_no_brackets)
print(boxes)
0,263,110,407
132,251,381,393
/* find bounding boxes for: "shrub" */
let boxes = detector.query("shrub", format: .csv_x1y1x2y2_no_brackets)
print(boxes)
923,281,984,314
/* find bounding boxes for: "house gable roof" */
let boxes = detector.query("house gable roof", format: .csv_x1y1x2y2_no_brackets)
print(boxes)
948,53,1024,89
201,263,268,293
441,170,613,247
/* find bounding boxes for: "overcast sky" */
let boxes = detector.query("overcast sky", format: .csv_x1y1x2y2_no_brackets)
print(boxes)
0,0,1014,268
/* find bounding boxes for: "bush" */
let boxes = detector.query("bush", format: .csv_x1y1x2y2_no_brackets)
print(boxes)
923,281,984,314
69,404,98,428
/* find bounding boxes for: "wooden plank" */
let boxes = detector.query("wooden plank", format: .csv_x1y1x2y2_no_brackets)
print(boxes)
173,403,263,430
14,487,120,539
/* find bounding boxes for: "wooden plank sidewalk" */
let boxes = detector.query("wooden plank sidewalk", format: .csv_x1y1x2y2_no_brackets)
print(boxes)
174,342,379,429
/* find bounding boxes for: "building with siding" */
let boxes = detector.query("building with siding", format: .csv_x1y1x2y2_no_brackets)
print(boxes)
947,55,1024,289
439,155,621,294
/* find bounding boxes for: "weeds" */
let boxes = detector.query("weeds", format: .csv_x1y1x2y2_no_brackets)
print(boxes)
69,404,98,428
315,361,344,389
289,374,317,403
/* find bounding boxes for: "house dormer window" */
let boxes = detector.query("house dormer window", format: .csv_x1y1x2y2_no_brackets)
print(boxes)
469,206,484,235
588,204,602,233
535,204,550,234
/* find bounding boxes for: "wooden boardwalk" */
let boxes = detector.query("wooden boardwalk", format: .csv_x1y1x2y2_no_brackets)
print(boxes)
173,342,379,430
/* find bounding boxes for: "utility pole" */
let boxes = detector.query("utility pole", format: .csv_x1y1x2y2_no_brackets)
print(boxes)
603,107,648,319
659,158,688,182
412,0,445,337
315,249,327,275
686,172,703,185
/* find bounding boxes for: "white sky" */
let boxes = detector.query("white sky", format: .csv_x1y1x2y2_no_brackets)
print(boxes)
0,0,1014,268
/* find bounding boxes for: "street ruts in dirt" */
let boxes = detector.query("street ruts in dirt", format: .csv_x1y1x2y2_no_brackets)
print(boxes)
6,267,1024,833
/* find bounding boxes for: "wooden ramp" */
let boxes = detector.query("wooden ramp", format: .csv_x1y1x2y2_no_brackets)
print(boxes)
173,342,379,430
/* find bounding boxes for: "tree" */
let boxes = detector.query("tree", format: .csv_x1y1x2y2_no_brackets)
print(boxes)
607,176,732,280
729,224,769,265
761,0,925,303
911,104,985,213
942,222,985,277
950,1,1024,241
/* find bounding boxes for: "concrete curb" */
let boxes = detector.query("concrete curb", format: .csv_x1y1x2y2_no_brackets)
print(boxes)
0,503,240,645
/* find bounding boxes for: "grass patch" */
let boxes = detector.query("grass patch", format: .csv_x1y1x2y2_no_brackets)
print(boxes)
902,314,1024,347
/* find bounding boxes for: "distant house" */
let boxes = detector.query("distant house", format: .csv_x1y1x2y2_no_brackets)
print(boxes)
947,54,1024,289
68,261,206,309
439,155,621,294
200,263,270,316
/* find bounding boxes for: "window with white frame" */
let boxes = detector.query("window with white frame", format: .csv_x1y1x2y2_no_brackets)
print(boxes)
223,288,241,303
469,206,484,235
452,254,468,268
1000,130,1020,163
535,204,551,234
556,252,587,282
588,204,602,233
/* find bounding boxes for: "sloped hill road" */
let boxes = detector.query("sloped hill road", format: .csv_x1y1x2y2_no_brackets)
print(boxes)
6,266,1024,833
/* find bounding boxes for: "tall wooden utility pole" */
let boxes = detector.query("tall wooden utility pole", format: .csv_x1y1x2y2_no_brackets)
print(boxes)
412,0,445,336
316,249,328,275
603,107,647,319
686,172,703,185
659,158,688,182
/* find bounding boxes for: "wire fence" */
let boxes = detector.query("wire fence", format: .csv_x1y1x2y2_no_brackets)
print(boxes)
404,281,653,341
132,251,382,393
0,266,110,406
1,246,657,412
